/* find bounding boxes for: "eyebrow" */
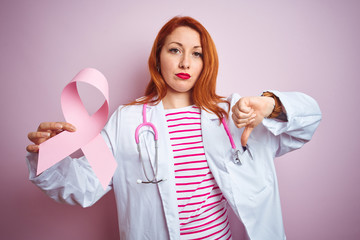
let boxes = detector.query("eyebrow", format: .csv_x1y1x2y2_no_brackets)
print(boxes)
169,41,202,48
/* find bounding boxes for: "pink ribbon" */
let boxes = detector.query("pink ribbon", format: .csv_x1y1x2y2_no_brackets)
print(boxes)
37,68,117,189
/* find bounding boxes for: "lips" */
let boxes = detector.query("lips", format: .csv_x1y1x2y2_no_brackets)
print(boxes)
176,73,191,80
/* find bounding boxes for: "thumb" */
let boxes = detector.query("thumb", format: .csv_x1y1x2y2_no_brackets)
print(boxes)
241,126,254,147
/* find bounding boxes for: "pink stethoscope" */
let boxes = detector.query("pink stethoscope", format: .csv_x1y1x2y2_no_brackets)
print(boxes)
135,104,244,184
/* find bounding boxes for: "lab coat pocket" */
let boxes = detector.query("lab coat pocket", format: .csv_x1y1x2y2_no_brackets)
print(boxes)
226,148,273,202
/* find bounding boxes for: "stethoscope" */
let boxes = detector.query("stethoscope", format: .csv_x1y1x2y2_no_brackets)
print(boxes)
135,103,244,184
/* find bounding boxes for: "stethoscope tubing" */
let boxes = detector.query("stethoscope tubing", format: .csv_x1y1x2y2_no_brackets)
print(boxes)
135,103,243,184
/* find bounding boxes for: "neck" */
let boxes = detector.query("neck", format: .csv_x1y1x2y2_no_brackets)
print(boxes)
162,90,193,109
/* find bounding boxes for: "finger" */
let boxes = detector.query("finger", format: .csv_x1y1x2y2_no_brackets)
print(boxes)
231,113,241,126
237,98,253,113
241,126,254,147
232,100,253,114
231,113,256,127
28,131,51,142
26,144,39,153
37,122,76,132
37,122,63,131
57,122,77,132
239,104,252,114
232,107,255,120
50,131,59,138
234,119,256,129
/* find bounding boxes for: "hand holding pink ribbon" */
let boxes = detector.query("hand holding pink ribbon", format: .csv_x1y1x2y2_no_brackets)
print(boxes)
37,68,117,189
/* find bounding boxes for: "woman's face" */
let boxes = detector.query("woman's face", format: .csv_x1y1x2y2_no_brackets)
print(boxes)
159,26,203,95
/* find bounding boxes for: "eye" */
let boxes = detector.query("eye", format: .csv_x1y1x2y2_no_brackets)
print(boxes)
193,51,203,58
169,48,180,54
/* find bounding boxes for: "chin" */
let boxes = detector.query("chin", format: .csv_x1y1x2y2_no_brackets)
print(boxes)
167,84,195,94
174,87,194,93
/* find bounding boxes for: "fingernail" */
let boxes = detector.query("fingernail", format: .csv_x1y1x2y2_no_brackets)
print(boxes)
42,132,51,137
70,126,76,131
55,123,63,129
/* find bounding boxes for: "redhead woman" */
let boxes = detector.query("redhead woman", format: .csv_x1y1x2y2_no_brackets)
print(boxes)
26,16,321,240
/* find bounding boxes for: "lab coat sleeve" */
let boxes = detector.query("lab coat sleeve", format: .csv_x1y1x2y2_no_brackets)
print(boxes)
261,91,322,157
26,108,121,208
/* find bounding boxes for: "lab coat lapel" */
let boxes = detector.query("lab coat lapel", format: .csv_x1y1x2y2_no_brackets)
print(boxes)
148,102,180,239
201,109,253,216
200,110,234,194
200,110,227,165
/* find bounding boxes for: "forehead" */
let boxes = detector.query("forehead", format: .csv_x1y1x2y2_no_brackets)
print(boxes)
164,26,201,46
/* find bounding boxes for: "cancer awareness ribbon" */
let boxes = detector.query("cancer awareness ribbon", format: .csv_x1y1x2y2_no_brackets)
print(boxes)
37,68,117,189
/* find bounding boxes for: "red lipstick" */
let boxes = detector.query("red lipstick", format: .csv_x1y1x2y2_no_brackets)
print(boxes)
176,73,190,79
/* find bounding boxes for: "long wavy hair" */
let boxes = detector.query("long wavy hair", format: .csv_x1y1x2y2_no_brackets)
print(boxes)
129,16,229,120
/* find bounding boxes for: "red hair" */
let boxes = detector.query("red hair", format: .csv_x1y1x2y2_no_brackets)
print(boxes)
129,16,229,120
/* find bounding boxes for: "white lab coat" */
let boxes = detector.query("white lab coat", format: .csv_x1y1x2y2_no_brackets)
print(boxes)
27,91,322,240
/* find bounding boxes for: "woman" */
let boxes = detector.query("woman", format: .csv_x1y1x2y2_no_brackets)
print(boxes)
26,16,321,240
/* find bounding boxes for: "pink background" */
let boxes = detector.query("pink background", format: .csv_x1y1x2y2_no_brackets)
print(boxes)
1,0,359,239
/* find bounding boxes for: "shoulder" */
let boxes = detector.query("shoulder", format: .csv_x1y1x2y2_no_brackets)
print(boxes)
104,103,143,133
218,93,242,109
110,104,143,120
226,93,241,103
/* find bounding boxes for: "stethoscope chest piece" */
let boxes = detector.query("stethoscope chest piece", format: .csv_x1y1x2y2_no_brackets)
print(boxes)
233,149,243,165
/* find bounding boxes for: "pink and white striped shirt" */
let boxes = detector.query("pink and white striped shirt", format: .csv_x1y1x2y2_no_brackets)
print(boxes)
165,105,232,240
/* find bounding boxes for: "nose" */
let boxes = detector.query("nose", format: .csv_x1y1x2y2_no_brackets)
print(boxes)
179,54,190,69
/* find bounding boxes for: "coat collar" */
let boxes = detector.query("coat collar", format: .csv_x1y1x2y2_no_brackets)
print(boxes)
200,107,220,120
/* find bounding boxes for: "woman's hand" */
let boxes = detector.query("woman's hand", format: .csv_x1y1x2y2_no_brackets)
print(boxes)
26,122,76,153
232,96,275,146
